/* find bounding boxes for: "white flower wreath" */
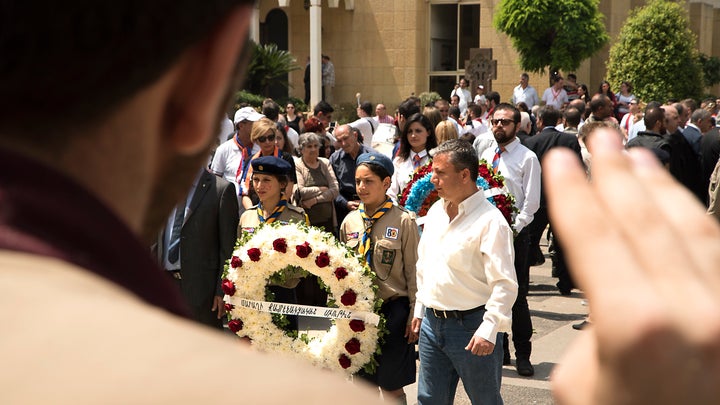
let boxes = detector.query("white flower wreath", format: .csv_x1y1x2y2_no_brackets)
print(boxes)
222,222,381,375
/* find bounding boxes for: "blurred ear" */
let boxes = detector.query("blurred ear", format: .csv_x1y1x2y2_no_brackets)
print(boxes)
161,6,252,154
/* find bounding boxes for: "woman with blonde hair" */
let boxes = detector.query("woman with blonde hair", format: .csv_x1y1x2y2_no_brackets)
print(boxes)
434,120,458,145
241,118,297,209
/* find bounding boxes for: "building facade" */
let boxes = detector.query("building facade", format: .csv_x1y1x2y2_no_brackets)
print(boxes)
254,0,720,112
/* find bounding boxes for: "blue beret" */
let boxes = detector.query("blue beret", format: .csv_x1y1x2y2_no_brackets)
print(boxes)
356,152,394,176
252,156,291,176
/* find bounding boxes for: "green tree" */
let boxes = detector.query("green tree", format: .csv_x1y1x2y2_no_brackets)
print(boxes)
699,53,720,88
244,42,299,96
606,0,703,102
494,0,609,75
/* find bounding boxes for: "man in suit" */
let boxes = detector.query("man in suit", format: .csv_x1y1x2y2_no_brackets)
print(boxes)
664,104,705,203
524,106,583,295
159,168,239,328
702,126,720,206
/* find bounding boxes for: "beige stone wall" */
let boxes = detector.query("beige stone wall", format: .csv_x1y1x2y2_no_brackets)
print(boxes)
259,0,719,113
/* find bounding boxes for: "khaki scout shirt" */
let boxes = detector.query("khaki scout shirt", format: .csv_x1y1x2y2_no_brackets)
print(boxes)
339,204,419,325
239,203,308,288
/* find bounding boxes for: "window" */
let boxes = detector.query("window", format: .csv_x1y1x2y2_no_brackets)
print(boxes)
429,3,480,98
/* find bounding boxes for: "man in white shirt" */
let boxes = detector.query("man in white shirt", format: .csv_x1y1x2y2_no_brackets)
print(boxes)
541,76,569,110
350,101,376,149
451,78,472,116
412,139,518,404
511,73,539,109
481,103,541,376
210,106,264,209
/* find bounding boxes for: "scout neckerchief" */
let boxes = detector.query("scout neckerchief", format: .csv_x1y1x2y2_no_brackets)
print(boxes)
358,197,394,264
233,134,250,193
243,146,282,197
258,198,287,224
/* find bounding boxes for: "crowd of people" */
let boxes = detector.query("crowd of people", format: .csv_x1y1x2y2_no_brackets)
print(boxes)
191,70,720,402
4,3,720,404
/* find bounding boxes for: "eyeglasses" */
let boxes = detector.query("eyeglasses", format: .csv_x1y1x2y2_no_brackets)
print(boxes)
257,134,276,143
490,118,515,127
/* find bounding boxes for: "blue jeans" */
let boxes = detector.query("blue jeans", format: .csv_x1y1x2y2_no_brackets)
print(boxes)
417,308,503,405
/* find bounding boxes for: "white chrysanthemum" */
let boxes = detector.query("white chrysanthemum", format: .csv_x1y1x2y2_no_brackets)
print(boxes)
222,223,381,375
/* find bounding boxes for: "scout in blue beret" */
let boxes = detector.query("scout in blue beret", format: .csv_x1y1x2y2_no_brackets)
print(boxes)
339,151,420,398
239,156,308,331
240,156,307,231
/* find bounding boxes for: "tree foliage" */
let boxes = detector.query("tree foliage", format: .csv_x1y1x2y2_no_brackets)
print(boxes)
494,0,609,74
607,0,703,102
699,53,720,88
244,42,299,96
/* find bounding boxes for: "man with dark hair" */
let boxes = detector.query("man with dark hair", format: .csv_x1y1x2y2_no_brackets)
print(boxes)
481,103,541,376
563,108,582,135
486,91,501,118
525,106,582,295
397,97,421,131
626,106,671,165
413,139,518,404
313,100,335,129
0,3,379,403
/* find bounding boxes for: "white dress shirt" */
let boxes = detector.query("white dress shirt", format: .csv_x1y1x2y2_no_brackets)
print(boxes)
480,137,541,233
414,191,518,344
388,149,429,201
542,87,569,110
511,85,539,109
210,138,244,193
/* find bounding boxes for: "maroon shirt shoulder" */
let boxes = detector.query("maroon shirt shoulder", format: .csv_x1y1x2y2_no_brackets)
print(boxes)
0,147,189,317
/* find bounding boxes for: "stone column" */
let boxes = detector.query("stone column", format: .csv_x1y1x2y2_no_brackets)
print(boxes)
310,0,322,109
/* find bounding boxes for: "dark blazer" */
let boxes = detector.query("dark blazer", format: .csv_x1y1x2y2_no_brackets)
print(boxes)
701,127,720,204
524,127,583,206
159,170,239,328
667,130,704,202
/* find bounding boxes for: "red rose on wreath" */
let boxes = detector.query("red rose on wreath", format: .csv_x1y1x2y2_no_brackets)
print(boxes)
341,289,357,306
479,164,490,178
230,256,242,268
272,238,287,253
247,248,261,262
221,279,236,296
296,242,312,258
349,319,365,332
334,267,348,280
315,252,330,267
224,303,234,312
345,338,361,355
228,319,244,332
338,354,352,369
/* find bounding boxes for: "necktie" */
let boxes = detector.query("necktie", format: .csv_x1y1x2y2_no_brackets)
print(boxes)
492,146,505,174
358,198,394,264
167,200,186,264
258,199,287,223
412,154,422,169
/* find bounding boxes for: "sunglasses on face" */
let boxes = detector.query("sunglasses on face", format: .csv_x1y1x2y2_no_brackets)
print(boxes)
490,118,514,127
257,134,276,143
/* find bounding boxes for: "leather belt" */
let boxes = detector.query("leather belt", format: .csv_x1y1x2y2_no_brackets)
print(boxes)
429,305,485,319
166,270,182,280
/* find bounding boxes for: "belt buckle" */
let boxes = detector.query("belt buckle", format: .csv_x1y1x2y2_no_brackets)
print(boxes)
433,308,448,318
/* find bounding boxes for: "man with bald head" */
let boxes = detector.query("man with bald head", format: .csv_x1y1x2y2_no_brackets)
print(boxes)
374,103,394,124
330,124,375,223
